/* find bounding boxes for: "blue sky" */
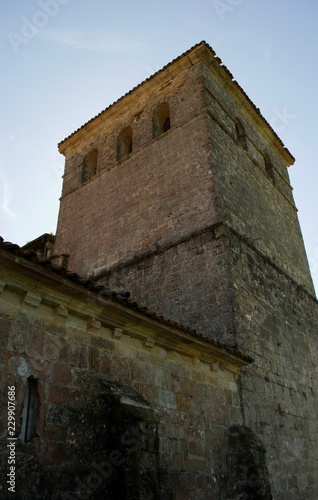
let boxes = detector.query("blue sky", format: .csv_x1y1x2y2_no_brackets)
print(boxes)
1,0,318,294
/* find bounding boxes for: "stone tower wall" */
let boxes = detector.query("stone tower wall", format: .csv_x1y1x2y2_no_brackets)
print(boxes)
104,227,237,346
201,60,318,496
55,61,223,278
201,60,314,294
229,230,318,497
53,44,318,498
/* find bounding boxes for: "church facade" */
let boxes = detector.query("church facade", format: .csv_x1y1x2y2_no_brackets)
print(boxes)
1,41,318,498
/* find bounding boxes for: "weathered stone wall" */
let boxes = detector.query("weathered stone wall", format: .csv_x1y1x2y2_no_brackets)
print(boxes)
228,231,318,499
201,61,314,295
102,224,318,499
52,42,318,498
54,62,222,279
0,261,246,499
103,226,237,346
201,57,318,498
98,54,318,498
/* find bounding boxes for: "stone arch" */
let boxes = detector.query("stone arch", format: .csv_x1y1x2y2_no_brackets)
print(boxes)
95,379,161,499
153,103,170,138
9,378,160,499
81,148,98,183
225,425,272,499
235,118,248,150
263,153,275,184
117,126,133,161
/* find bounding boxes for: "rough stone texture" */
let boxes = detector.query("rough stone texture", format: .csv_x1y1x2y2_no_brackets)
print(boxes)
225,425,272,499
203,61,314,295
22,42,318,497
54,62,218,280
102,228,236,346
229,232,318,500
0,256,247,499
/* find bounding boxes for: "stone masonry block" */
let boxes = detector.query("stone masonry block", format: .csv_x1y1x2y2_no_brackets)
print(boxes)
23,291,42,307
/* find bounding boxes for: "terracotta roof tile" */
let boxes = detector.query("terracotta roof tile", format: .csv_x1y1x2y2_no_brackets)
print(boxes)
0,236,252,363
58,40,294,163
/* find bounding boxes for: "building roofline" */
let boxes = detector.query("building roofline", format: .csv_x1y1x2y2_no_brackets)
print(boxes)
0,236,252,364
22,233,55,250
58,40,294,165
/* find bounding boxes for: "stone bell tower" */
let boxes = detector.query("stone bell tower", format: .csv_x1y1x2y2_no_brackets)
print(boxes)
55,41,314,342
54,42,318,497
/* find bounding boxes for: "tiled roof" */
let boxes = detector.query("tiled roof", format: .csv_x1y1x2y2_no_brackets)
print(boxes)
0,236,252,363
58,40,294,163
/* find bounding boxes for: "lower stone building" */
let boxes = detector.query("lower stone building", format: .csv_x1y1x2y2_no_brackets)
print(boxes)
0,237,271,499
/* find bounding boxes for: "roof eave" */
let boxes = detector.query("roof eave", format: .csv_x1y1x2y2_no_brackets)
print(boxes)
0,243,251,367
58,41,294,166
